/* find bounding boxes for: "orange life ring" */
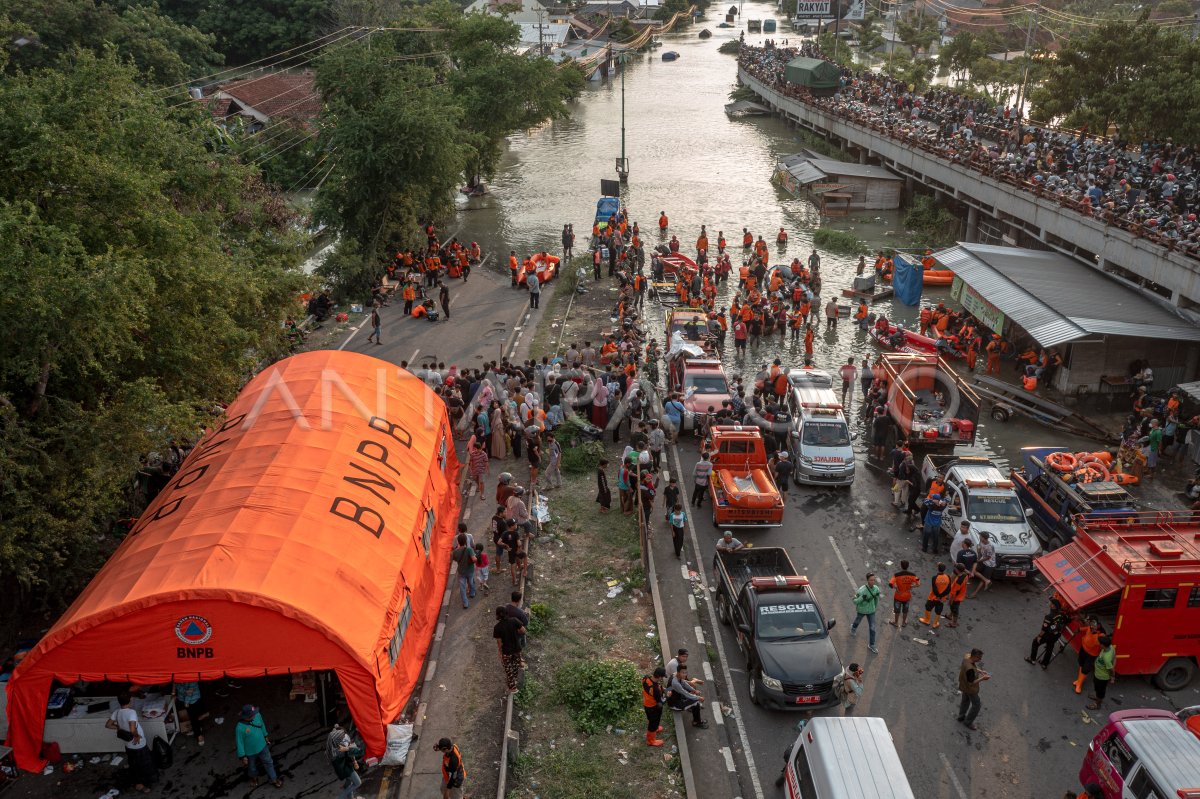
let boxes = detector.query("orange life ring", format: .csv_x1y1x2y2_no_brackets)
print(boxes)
1083,451,1114,465
1073,462,1111,483
1045,451,1077,472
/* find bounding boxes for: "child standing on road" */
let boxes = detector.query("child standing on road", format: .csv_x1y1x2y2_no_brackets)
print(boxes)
475,543,490,593
666,504,687,559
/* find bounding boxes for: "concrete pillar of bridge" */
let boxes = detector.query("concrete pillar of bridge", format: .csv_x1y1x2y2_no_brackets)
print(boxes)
904,176,915,203
839,138,848,153
965,206,979,243
858,149,868,165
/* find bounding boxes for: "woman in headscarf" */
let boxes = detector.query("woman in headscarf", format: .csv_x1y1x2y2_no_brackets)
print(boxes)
489,401,507,459
591,373,610,429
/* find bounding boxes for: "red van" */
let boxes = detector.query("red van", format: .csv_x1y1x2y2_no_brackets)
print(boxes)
1079,708,1200,797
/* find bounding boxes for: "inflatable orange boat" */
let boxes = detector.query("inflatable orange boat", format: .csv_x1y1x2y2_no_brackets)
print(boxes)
518,252,559,286
881,268,954,286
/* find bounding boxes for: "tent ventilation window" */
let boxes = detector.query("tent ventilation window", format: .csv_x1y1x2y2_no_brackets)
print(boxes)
438,433,448,472
423,508,435,557
387,596,413,667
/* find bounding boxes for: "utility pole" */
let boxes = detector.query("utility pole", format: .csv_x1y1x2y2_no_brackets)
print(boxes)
1014,6,1037,119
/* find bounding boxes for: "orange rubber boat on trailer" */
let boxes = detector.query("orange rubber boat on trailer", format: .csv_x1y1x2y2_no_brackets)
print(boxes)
518,252,559,286
707,426,783,527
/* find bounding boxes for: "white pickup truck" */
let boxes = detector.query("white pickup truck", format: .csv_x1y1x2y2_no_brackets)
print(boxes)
920,454,1041,580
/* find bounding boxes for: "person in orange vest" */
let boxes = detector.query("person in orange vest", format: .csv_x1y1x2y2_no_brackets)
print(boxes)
965,339,979,371
754,236,768,262
737,264,750,290
436,737,466,799
918,306,933,336
1022,366,1039,392
854,300,869,330
888,560,920,628
659,211,669,232
946,563,970,628
717,231,726,253
776,227,788,244
631,232,641,250
508,251,519,287
921,248,936,270
402,281,417,315
469,242,481,263
804,324,815,357
1073,617,1104,694
768,271,784,294
985,334,1002,374
697,225,708,255
642,668,666,747
789,308,804,341
668,235,680,253
882,257,894,280
918,563,952,628
632,272,646,307
742,227,753,248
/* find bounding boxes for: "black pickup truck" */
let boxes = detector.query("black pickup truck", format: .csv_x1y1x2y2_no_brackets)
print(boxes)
713,547,842,709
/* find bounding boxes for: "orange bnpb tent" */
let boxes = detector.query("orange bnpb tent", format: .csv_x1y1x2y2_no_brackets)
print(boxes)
4,350,461,771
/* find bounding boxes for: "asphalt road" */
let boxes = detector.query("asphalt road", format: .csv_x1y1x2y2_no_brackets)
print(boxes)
669,434,1195,799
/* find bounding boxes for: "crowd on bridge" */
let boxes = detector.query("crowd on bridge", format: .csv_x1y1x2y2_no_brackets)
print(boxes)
739,43,1200,260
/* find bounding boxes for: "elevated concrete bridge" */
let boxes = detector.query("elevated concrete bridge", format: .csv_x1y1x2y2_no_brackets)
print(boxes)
739,67,1200,316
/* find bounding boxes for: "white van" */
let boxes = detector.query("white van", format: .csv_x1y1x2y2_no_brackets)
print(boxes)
777,716,915,799
786,370,855,487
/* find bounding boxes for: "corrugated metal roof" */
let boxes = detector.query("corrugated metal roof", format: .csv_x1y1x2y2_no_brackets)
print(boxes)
784,161,828,185
936,243,1200,346
807,158,903,181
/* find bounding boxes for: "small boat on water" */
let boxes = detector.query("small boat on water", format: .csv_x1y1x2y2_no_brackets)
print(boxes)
869,322,964,359
662,51,680,61
699,28,712,38
658,251,698,277
718,21,734,27
763,19,777,32
880,268,955,286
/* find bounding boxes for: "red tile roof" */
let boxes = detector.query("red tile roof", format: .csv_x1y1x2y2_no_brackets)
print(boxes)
216,71,321,124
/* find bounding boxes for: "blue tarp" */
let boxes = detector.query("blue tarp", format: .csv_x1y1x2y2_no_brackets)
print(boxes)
893,254,924,306
595,197,620,225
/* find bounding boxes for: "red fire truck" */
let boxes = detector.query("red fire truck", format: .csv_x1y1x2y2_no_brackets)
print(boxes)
1033,510,1200,691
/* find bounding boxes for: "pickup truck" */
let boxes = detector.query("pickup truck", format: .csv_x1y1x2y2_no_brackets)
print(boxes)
713,547,841,709
1010,447,1137,551
707,426,784,527
920,454,1041,579
879,353,980,452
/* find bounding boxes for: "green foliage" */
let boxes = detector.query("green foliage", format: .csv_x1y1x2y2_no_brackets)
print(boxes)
1,0,223,84
515,675,538,709
812,227,868,255
881,47,934,92
527,602,555,636
894,14,937,57
0,52,306,606
904,195,960,248
1030,15,1200,139
313,5,580,288
158,0,332,67
554,417,606,473
718,40,740,55
512,740,641,799
553,659,641,733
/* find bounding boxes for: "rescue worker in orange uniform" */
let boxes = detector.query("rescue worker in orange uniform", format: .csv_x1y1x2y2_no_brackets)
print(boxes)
776,227,788,244
804,324,815,357
696,228,709,257
946,563,970,628
921,249,936,270
437,738,466,799
717,231,727,253
402,281,417,315
1073,617,1104,694
985,334,1002,375
642,668,666,747
854,300,869,330
918,563,952,628
789,307,805,341
888,561,920,627
659,211,669,232
508,251,519,287
919,306,933,336
742,227,753,248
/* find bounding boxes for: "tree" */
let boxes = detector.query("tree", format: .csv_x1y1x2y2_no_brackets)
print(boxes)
895,14,937,57
1030,16,1200,139
314,36,470,292
0,0,222,83
157,0,334,67
882,47,934,91
0,51,306,607
448,13,582,180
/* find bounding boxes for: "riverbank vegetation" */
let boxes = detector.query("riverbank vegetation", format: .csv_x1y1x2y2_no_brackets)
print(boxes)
903,195,961,249
813,227,870,255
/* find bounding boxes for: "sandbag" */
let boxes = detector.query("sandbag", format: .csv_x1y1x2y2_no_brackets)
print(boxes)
380,723,414,767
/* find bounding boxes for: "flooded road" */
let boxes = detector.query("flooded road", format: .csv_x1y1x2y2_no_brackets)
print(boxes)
456,3,1102,469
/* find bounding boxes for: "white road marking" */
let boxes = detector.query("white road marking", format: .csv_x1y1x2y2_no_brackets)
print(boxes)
695,625,705,645
671,444,765,799
720,747,737,772
938,752,969,799
827,535,858,591
462,508,472,521
408,348,420,365
681,563,691,580
702,661,714,682
434,622,445,642
688,594,697,611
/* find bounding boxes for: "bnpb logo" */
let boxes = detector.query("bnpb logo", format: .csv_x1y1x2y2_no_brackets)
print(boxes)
175,615,215,658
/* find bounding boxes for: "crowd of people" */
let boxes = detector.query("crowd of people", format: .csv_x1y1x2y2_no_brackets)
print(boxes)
739,42,1200,257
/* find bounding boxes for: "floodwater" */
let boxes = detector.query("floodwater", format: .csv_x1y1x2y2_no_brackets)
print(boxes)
455,4,1103,468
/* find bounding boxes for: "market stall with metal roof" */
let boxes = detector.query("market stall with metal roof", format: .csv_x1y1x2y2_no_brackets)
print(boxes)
936,243,1200,392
